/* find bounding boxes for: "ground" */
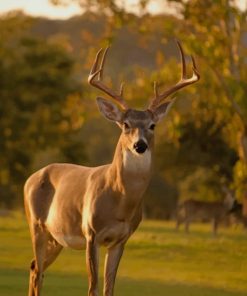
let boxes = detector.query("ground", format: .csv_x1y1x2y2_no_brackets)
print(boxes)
0,212,246,296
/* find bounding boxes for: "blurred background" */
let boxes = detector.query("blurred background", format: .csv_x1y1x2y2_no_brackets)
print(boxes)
0,0,246,220
1,2,247,296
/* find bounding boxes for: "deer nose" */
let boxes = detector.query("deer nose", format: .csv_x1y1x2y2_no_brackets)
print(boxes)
133,140,148,154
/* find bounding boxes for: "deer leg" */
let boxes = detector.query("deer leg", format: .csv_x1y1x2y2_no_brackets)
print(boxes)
175,218,180,230
185,218,190,233
103,244,124,296
86,233,99,296
29,236,62,296
43,238,63,271
28,223,48,296
176,216,184,231
212,218,218,236
29,259,37,296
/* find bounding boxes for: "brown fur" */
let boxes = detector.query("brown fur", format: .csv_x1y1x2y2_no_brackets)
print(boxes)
24,110,157,296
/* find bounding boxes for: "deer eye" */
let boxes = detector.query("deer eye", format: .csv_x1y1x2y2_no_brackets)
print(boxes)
123,122,130,129
149,124,156,130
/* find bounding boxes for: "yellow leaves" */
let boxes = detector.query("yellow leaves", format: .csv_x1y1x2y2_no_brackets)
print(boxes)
235,161,247,180
63,93,85,130
233,159,247,200
136,77,145,87
179,167,222,202
81,30,95,45
41,105,51,123
155,50,165,68
213,46,223,58
48,34,73,53
59,120,70,132
0,170,9,185
170,111,180,128
14,162,24,173
164,111,182,146
4,128,12,137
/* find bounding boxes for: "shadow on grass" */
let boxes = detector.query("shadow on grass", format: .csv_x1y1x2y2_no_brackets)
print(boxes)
0,268,245,296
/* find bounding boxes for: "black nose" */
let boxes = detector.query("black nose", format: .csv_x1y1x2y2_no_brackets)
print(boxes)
133,140,148,154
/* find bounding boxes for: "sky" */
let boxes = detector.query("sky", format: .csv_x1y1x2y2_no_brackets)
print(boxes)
0,0,246,19
0,0,81,19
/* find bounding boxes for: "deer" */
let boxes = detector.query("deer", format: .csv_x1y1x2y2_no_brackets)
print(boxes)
176,189,236,235
229,199,244,227
24,41,200,296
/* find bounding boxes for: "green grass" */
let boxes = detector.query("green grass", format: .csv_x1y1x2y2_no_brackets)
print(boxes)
0,212,247,295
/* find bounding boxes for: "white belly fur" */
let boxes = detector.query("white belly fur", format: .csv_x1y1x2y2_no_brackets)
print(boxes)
51,233,85,250
46,203,85,250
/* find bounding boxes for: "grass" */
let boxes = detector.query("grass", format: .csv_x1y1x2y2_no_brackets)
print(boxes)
0,212,247,296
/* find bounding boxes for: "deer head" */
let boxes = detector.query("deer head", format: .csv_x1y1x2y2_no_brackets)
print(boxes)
88,41,200,156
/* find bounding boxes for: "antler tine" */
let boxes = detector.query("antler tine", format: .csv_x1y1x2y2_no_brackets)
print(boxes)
177,40,186,79
191,55,200,79
153,81,158,99
88,48,103,83
98,47,109,81
88,47,128,110
119,82,125,97
148,40,200,111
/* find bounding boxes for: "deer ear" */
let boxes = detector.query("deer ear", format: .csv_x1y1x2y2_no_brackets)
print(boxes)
96,97,123,122
152,100,174,123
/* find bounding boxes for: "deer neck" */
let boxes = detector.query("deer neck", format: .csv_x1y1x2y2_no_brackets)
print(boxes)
108,135,153,196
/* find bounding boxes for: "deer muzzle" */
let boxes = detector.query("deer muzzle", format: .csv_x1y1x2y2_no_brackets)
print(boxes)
133,140,148,154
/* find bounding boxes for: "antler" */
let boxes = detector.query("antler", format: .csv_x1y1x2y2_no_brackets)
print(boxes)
148,40,200,111
88,47,128,110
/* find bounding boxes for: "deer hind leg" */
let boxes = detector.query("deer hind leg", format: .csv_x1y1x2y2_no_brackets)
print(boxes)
28,223,48,296
176,216,185,231
185,218,190,233
175,218,180,231
28,223,63,296
212,218,218,236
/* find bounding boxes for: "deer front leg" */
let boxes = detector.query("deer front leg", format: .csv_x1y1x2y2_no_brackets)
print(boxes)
86,233,99,296
103,244,124,296
212,218,218,236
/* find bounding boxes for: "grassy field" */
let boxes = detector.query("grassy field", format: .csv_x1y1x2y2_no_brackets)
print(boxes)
0,212,246,296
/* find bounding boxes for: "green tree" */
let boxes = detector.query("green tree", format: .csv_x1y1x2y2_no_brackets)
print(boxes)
163,0,247,217
47,0,246,217
0,12,85,207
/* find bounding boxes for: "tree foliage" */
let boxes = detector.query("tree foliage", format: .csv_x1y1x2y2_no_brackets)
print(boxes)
0,12,85,207
1,1,246,218
163,0,247,201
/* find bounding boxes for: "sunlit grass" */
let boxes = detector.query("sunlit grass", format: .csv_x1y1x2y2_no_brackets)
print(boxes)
0,213,246,296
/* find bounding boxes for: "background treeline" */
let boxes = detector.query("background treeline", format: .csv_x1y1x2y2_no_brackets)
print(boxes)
0,0,246,219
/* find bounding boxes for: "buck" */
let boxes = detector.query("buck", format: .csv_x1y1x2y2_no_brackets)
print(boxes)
24,41,199,296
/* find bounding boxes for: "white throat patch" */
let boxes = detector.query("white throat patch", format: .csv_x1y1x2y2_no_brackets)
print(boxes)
123,149,152,173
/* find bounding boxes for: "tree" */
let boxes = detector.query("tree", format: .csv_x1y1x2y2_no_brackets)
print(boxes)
0,12,85,207
3,2,244,218
162,0,247,218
